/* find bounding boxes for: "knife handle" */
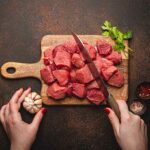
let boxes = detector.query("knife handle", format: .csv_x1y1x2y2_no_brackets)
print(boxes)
108,94,121,122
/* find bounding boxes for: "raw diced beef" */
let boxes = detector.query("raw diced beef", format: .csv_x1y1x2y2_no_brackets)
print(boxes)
54,47,71,69
64,40,80,54
87,80,99,90
93,56,102,73
107,70,124,87
75,65,94,83
71,53,85,68
79,41,97,60
43,47,54,65
47,82,67,99
101,66,118,81
70,69,76,82
87,89,105,105
106,50,122,65
101,58,113,69
40,66,55,84
53,70,69,86
72,83,86,98
67,83,73,95
96,40,112,56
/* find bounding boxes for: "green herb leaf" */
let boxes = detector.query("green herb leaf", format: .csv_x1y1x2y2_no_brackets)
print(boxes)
101,20,133,54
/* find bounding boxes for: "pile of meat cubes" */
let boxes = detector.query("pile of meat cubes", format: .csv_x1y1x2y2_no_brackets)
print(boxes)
40,39,124,105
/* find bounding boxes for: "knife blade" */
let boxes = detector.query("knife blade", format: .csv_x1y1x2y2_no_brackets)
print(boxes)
72,32,121,121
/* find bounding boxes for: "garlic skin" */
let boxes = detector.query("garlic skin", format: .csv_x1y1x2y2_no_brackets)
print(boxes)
23,92,42,114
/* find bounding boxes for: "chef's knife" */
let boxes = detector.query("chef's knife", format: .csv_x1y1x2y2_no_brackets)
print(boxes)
72,32,121,121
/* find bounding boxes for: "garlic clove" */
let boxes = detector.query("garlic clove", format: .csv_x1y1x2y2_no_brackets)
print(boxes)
36,104,42,108
32,92,37,99
34,95,41,100
27,93,32,99
30,108,35,114
34,99,42,105
24,97,32,102
33,106,40,113
23,101,29,108
26,105,33,111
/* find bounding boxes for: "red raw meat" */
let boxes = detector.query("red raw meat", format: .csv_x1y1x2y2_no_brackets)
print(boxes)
53,70,69,86
87,89,105,105
79,41,97,60
47,82,67,99
67,83,73,96
75,65,94,83
64,40,80,54
101,66,118,81
106,50,122,65
54,46,71,69
87,80,99,90
43,47,54,65
107,70,124,87
70,69,76,82
72,53,85,68
93,56,102,73
40,66,55,84
96,40,112,56
72,83,86,98
101,58,113,69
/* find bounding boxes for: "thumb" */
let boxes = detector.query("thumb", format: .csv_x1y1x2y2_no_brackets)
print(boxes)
104,107,120,135
31,108,47,130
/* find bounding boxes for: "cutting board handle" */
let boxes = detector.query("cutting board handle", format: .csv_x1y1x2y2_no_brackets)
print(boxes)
1,62,42,79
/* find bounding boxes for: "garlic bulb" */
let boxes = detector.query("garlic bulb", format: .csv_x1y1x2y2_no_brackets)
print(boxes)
23,92,42,114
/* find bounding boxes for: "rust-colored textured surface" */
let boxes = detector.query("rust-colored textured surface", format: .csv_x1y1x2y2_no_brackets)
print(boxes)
0,0,150,150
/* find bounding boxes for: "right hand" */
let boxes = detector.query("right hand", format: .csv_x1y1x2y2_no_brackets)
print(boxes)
105,100,148,150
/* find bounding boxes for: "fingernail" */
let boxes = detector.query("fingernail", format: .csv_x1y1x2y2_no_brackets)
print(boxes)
104,108,110,115
27,86,30,90
41,108,47,114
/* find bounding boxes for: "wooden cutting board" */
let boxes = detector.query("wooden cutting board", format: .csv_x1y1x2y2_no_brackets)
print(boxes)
0,35,128,105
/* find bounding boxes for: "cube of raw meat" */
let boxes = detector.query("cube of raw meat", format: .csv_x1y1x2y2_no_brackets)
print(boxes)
87,80,99,90
72,83,86,98
67,83,73,96
71,53,85,68
43,47,54,65
54,46,71,69
96,40,112,56
87,89,105,105
70,69,76,82
106,50,122,65
40,66,55,84
53,69,69,86
63,40,80,54
79,41,97,60
93,56,102,73
75,65,94,83
107,70,124,87
101,66,118,81
101,58,113,69
47,82,67,99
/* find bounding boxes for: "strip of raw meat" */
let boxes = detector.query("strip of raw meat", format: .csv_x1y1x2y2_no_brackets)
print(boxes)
47,82,67,99
96,40,112,56
40,66,55,84
87,89,105,105
107,70,124,87
72,83,86,98
43,47,54,65
53,69,69,86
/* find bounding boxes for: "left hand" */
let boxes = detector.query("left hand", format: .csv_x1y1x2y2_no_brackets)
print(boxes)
0,88,47,150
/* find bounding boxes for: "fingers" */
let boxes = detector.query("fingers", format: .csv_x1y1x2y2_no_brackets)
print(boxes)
30,108,47,131
105,107,120,135
18,87,31,108
116,100,130,122
0,105,7,132
9,88,23,114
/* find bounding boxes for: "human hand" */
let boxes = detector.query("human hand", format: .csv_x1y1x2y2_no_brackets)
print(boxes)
104,100,148,150
0,88,47,150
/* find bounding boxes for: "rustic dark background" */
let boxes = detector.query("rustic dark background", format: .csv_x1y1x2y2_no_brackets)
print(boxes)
0,0,150,150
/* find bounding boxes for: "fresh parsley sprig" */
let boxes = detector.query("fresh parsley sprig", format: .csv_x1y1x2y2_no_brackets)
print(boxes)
101,21,133,55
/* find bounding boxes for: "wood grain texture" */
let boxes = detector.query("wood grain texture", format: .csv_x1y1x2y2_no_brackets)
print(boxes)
1,35,128,105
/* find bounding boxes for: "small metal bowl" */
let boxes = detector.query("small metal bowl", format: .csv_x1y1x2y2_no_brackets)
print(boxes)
130,98,147,116
136,81,150,100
